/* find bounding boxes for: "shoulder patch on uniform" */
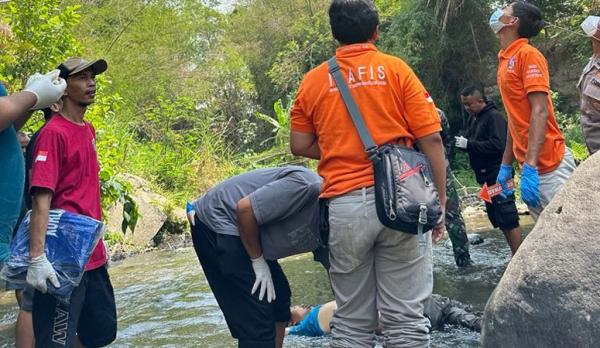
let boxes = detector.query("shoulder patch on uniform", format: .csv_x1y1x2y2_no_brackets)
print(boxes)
508,56,516,70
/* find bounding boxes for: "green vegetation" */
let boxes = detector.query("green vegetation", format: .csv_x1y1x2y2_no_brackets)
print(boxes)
0,0,595,234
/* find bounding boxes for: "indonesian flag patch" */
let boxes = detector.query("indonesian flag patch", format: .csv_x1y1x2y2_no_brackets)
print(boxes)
424,91,434,103
35,150,48,162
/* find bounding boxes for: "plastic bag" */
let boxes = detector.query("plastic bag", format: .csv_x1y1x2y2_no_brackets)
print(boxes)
0,209,105,303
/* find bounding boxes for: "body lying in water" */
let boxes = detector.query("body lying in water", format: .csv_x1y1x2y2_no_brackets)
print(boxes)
287,294,482,337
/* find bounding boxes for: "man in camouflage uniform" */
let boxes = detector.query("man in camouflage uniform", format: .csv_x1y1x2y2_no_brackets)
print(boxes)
438,109,472,267
579,16,600,155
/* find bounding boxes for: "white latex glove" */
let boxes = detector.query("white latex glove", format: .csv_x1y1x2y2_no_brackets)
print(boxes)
23,70,67,110
454,136,468,149
250,255,275,303
26,254,60,293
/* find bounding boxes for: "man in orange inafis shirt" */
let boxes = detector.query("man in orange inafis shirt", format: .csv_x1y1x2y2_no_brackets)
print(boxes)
290,1,447,347
490,2,575,224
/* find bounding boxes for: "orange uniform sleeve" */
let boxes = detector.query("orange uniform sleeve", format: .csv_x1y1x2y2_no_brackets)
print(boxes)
399,65,442,139
290,81,316,134
521,50,550,94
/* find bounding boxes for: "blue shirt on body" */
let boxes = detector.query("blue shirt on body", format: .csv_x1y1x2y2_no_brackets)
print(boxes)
288,305,324,337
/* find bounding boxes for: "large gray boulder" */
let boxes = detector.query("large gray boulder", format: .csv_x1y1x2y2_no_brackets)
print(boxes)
481,151,600,347
106,174,168,248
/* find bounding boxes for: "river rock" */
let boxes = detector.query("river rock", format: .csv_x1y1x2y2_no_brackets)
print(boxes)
106,174,168,248
468,233,484,245
481,151,600,347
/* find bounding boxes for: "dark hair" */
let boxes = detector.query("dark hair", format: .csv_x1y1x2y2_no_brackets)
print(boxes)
511,1,545,38
329,0,379,44
42,108,53,121
461,85,485,100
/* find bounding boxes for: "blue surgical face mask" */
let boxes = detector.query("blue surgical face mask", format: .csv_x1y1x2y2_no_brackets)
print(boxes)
489,8,507,34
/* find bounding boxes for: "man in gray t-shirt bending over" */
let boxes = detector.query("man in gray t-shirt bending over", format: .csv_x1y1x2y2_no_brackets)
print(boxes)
190,166,322,348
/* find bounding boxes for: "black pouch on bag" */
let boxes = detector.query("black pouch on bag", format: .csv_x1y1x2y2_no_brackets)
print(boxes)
371,144,442,234
312,199,330,271
327,57,442,245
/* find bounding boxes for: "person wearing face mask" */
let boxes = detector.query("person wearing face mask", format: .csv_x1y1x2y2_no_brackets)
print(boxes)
489,2,575,222
578,15,600,155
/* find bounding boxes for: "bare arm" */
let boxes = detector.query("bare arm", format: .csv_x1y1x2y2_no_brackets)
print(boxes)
29,188,53,258
290,131,320,160
525,92,549,167
501,127,516,165
236,196,262,259
0,91,36,131
13,110,34,131
417,133,447,209
417,133,447,242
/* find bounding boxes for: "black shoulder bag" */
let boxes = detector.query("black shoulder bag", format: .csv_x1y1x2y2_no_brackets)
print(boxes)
327,57,443,248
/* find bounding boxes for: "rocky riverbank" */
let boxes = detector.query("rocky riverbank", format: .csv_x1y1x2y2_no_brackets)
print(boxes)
105,173,191,262
105,174,533,262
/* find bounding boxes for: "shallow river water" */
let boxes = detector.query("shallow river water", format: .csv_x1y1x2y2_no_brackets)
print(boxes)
0,216,532,347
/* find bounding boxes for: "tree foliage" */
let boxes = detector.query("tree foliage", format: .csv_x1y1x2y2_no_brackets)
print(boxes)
0,0,80,87
380,0,496,128
1,0,593,226
226,0,334,112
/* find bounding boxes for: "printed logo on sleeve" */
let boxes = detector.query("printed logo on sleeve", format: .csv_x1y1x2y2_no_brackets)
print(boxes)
525,64,543,79
35,150,48,162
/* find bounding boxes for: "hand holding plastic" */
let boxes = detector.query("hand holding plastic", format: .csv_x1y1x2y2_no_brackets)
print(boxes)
26,254,60,293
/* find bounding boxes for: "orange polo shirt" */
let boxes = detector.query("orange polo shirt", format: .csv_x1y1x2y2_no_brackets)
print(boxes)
497,38,565,174
291,43,441,198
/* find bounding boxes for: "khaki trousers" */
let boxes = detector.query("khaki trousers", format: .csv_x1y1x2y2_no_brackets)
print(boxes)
328,187,433,348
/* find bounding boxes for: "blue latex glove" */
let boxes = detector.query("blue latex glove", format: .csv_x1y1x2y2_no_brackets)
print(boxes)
520,164,540,207
496,164,515,196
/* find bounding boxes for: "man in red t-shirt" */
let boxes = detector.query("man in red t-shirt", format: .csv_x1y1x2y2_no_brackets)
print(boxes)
27,57,117,348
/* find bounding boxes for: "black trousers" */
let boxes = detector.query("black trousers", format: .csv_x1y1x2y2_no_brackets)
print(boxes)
191,218,291,348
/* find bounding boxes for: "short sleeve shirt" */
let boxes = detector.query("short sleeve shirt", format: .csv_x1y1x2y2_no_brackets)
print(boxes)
497,38,565,173
193,166,322,259
0,126,24,262
0,81,25,262
577,57,600,154
287,305,324,337
30,115,106,270
291,43,441,198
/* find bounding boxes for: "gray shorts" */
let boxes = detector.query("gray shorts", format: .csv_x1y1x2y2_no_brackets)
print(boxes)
528,147,576,221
